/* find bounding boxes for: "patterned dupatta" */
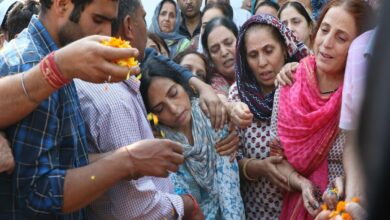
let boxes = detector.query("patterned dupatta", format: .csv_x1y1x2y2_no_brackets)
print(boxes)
277,56,343,220
235,14,309,122
157,99,227,192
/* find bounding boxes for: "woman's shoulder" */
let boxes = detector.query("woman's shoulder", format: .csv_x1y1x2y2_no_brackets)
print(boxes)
211,74,231,96
190,98,229,139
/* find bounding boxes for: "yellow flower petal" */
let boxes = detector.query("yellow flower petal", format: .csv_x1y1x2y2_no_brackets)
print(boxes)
153,114,159,125
101,37,139,68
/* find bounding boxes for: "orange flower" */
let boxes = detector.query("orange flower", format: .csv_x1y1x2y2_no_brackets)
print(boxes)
101,37,139,79
351,197,360,203
336,201,346,213
326,198,360,220
341,212,352,220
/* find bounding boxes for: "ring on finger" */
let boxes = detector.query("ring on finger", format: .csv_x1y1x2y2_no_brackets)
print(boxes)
107,75,112,83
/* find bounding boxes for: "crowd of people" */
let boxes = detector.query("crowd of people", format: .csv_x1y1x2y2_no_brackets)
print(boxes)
0,0,381,219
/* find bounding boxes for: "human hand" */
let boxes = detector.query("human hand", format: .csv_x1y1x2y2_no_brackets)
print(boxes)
269,137,284,157
322,176,345,210
124,139,184,179
192,208,205,220
345,201,366,220
229,102,253,128
182,194,205,220
0,132,14,174
55,35,140,83
274,62,298,86
314,210,333,220
301,180,321,216
314,202,366,220
197,84,227,130
257,156,289,190
215,122,239,161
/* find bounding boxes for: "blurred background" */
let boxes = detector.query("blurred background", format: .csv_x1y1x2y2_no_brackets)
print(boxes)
142,0,242,27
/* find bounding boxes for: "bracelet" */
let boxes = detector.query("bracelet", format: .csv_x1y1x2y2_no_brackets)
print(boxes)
20,72,40,104
185,194,199,220
243,158,257,181
40,51,70,89
287,170,297,190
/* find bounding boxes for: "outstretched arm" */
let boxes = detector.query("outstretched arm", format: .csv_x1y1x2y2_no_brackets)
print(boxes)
0,35,140,128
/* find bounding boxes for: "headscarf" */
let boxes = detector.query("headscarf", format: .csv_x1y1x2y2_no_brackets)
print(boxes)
157,101,245,219
235,14,309,121
311,0,329,20
278,55,343,220
149,0,188,57
157,99,228,192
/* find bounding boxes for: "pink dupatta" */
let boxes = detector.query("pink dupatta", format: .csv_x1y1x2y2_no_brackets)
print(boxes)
278,56,343,220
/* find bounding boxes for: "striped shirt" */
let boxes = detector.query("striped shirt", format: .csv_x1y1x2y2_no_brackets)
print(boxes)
75,76,184,219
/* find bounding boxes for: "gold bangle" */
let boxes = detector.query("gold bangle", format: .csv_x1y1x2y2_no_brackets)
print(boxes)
243,158,257,181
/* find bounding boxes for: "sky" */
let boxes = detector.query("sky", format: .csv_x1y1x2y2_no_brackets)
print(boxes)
141,0,243,28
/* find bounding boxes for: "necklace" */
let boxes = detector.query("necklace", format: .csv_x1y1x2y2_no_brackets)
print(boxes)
320,87,338,95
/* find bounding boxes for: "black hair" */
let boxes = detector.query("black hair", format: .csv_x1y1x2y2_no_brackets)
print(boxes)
278,1,312,27
40,0,117,23
201,17,238,58
111,0,141,35
173,49,212,83
255,0,280,14
147,32,170,57
205,0,230,4
140,56,196,112
6,0,40,40
201,2,233,21
158,0,177,15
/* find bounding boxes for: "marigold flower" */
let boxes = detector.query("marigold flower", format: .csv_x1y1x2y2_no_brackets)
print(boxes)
101,37,139,79
341,212,352,220
326,198,360,220
351,197,360,203
336,201,346,212
147,113,159,125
